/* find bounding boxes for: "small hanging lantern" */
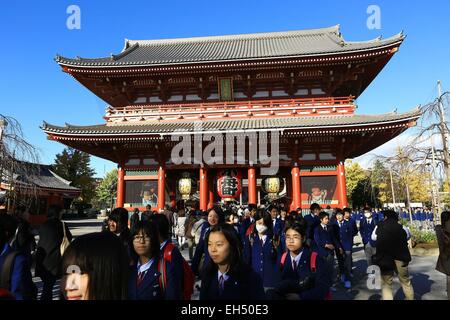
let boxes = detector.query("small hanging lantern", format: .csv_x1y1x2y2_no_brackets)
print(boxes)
261,176,285,201
178,173,193,200
217,169,242,201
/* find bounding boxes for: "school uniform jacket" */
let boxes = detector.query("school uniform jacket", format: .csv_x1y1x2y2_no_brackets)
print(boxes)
335,220,356,251
128,260,164,300
313,225,341,257
278,247,331,300
243,233,281,287
160,241,183,300
304,214,320,244
359,218,378,247
199,266,266,300
272,218,283,237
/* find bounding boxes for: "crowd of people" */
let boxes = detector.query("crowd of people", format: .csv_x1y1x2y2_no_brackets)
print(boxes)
0,202,449,301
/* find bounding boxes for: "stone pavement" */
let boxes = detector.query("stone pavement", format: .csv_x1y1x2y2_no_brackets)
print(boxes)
32,218,448,300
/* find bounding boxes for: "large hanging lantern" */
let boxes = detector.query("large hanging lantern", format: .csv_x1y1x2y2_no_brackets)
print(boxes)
217,169,242,201
261,176,285,201
178,173,193,200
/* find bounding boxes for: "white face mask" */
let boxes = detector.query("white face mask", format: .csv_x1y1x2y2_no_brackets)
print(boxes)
364,212,372,218
256,224,268,234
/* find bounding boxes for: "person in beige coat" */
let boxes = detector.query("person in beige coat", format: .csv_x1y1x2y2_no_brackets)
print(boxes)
435,211,450,300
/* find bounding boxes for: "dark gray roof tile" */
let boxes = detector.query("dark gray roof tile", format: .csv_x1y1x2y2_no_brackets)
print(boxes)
42,108,421,136
55,26,404,68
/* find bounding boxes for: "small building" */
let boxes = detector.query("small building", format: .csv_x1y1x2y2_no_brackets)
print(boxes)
0,162,81,226
43,25,420,212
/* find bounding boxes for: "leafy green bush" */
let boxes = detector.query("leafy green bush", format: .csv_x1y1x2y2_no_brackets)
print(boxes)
407,223,437,244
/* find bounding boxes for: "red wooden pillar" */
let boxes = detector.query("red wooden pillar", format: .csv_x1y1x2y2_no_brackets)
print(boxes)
116,165,125,208
157,166,166,211
337,162,348,208
169,174,176,210
248,167,257,205
285,174,293,211
208,189,214,209
200,167,208,211
291,166,301,210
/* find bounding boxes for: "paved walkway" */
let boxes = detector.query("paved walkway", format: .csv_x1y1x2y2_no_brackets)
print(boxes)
32,218,448,300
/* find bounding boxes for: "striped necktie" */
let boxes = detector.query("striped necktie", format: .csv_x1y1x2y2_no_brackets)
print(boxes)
137,271,145,287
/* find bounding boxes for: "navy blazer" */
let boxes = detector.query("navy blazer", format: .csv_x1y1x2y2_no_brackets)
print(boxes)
191,224,211,276
313,225,340,257
199,266,266,300
0,245,36,300
359,218,378,246
160,241,183,300
304,214,320,243
335,220,356,251
128,260,163,300
278,247,331,300
243,234,281,287
272,218,283,237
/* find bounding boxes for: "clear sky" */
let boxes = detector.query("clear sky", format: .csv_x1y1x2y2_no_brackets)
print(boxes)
1,0,449,176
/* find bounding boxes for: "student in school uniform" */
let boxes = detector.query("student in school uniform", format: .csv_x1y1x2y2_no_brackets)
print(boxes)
61,232,129,300
243,209,282,289
342,208,358,277
304,203,321,248
314,212,341,257
335,211,355,289
148,214,183,299
191,207,225,277
199,224,266,300
359,207,378,266
314,212,342,285
268,205,283,238
128,221,165,300
267,222,332,300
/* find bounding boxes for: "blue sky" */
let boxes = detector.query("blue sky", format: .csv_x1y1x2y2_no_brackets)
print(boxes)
1,0,449,176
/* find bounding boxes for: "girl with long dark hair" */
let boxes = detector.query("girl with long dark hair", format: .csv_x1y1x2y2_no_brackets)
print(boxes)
61,232,129,300
191,206,225,276
199,224,265,300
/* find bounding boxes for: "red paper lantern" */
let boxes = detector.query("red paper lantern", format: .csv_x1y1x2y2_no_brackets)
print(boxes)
216,169,242,201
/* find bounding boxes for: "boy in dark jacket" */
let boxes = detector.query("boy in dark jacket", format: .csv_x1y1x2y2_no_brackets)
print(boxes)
372,210,414,300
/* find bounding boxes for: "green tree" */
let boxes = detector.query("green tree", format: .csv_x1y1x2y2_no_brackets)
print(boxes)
92,169,117,209
345,160,368,208
370,159,391,205
352,177,379,208
52,147,96,205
